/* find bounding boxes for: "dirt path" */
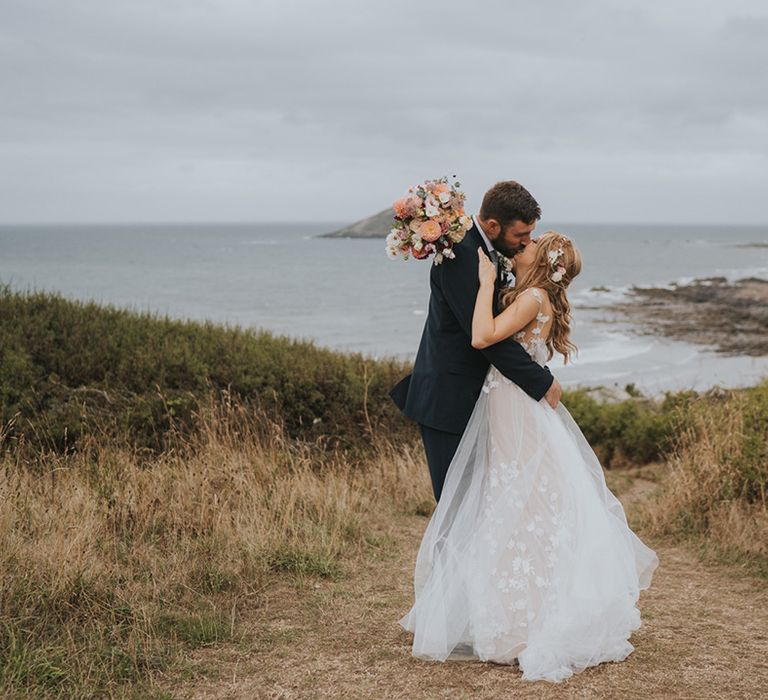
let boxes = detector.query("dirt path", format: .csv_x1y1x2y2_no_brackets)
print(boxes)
167,478,768,700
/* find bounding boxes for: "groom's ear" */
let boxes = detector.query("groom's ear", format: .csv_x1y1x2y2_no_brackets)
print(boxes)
483,218,502,238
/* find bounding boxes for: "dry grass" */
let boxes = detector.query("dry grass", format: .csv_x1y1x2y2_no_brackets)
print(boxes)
163,485,768,700
3,388,767,698
0,400,428,698
637,390,768,575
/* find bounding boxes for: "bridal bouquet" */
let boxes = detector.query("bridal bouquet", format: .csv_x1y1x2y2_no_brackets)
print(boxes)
386,176,473,265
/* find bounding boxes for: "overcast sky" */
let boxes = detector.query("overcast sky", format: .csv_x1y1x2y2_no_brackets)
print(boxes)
1,0,767,224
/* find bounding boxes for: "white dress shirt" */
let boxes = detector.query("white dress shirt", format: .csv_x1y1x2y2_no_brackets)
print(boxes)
473,214,495,255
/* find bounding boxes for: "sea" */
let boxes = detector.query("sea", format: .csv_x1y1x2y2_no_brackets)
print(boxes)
2,221,768,396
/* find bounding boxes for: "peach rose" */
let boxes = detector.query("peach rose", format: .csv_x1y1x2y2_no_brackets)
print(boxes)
394,194,424,219
418,219,442,242
393,197,411,219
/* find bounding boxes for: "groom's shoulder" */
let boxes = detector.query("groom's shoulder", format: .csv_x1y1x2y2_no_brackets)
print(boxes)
451,224,481,260
431,226,478,286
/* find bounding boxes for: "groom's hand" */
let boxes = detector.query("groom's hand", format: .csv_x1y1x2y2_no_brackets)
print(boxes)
544,378,562,409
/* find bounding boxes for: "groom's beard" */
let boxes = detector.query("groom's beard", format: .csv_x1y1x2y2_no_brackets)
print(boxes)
492,240,526,259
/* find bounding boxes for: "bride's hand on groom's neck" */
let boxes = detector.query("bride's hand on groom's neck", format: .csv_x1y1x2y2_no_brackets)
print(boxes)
477,247,496,289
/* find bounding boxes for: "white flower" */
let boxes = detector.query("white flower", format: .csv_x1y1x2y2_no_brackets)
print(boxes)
551,271,563,282
425,202,439,218
438,191,451,204
548,247,564,268
386,245,398,260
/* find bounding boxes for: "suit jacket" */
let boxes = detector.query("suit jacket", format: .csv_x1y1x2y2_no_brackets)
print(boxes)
390,223,554,435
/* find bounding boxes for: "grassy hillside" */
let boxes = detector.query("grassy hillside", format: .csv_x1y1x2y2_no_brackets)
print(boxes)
1,285,692,466
1,284,766,697
0,284,413,455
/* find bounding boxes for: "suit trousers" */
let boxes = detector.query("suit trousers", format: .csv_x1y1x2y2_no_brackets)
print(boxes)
419,423,463,503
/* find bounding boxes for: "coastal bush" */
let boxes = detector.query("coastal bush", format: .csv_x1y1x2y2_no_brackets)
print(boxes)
638,381,768,575
0,284,413,454
561,388,693,467
1,283,700,466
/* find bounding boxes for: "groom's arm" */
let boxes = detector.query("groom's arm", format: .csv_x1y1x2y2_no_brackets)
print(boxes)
435,246,554,402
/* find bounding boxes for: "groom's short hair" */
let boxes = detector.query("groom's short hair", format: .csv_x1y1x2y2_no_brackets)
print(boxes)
479,181,541,228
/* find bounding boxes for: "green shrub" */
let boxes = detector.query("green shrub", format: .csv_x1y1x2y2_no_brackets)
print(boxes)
0,284,413,454
1,282,721,467
562,387,694,467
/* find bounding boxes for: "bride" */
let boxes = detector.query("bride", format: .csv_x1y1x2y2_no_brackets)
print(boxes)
398,231,659,682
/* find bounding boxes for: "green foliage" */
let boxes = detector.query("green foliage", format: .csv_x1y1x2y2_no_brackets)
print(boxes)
736,382,768,503
562,387,694,467
1,283,740,468
636,380,768,576
0,284,413,454
0,577,172,698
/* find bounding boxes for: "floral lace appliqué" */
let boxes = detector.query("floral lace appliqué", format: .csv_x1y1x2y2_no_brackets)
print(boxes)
513,288,550,366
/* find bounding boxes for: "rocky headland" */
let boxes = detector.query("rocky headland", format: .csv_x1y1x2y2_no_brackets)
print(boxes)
608,276,768,356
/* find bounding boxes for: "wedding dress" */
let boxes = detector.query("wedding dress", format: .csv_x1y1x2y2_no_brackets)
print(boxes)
398,288,659,682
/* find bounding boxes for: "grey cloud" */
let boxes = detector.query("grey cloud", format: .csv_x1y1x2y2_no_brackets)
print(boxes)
0,0,767,223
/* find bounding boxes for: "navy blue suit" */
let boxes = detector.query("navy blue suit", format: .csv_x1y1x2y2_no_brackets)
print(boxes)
390,223,554,501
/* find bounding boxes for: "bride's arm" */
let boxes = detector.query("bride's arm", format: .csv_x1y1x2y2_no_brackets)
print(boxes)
471,248,539,349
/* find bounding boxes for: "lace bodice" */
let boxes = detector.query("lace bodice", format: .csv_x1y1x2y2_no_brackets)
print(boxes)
512,288,550,366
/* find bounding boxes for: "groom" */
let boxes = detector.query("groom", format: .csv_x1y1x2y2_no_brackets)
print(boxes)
390,180,561,503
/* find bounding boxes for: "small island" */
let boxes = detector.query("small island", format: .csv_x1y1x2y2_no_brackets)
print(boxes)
320,208,392,238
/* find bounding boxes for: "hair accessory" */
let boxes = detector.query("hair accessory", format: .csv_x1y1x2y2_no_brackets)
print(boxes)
547,246,567,283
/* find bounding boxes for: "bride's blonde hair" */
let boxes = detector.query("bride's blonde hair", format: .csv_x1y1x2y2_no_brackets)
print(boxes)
499,230,582,364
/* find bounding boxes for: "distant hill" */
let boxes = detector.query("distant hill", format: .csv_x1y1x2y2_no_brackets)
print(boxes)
320,209,392,238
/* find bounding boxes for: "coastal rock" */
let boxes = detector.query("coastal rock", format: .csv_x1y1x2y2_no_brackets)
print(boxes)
320,209,392,238
609,276,768,356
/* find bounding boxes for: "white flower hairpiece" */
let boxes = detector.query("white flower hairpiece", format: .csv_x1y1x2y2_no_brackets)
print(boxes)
547,246,567,283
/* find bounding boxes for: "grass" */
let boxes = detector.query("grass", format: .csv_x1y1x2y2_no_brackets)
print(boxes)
1,283,708,467
1,284,767,696
637,381,768,577
0,283,412,455
0,395,428,698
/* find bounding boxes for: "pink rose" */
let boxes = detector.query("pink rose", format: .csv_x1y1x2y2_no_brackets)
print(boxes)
406,194,423,217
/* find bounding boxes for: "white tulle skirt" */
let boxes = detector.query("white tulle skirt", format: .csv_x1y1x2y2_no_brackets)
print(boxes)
399,367,659,682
